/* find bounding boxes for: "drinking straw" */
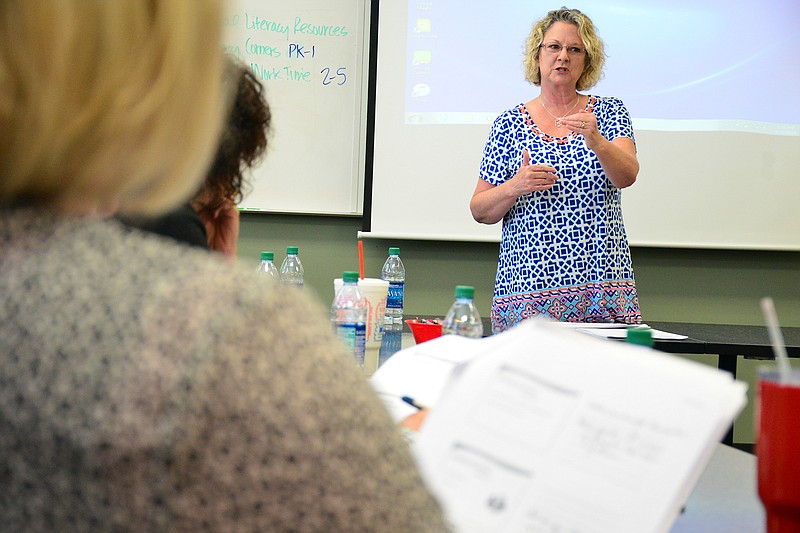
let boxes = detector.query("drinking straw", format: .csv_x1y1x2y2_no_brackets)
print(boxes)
358,239,365,279
761,297,792,383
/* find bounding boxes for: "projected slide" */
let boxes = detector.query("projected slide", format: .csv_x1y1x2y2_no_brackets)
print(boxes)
404,0,800,134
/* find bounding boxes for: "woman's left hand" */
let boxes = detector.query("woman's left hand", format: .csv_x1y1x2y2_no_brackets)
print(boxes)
562,110,601,148
562,109,639,189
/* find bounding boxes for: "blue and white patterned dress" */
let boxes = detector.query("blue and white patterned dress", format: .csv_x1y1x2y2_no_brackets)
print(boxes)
480,95,642,333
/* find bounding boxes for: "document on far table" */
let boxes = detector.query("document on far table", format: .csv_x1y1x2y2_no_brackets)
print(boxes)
374,320,746,533
549,321,689,340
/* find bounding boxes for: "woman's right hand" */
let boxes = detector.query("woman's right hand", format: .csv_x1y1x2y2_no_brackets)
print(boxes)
509,149,557,196
470,149,557,225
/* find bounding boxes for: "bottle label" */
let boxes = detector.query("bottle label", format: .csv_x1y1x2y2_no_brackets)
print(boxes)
386,281,404,309
334,322,366,366
354,322,366,364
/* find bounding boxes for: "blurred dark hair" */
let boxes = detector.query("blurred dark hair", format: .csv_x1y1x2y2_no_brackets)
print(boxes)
195,65,270,216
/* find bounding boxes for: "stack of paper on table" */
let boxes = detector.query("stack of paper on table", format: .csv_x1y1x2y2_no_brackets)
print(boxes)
552,322,689,341
370,319,747,533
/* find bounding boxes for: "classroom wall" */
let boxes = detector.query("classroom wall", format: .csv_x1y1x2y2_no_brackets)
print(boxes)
239,212,800,445
238,212,800,328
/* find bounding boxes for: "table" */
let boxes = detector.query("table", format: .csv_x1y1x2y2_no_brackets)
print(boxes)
385,329,768,532
648,321,800,379
396,318,800,446
670,444,764,532
406,318,800,379
647,322,800,448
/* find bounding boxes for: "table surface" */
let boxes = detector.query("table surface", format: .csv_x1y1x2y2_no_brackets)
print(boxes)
398,319,783,446
649,321,800,358
670,444,764,532
411,317,800,362
410,317,800,358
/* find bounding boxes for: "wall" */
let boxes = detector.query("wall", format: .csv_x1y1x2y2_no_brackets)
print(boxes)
238,212,800,444
239,212,800,327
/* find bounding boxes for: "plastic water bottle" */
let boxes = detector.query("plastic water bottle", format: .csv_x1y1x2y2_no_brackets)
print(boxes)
331,271,367,366
256,251,280,281
381,247,405,332
280,246,304,288
442,285,484,338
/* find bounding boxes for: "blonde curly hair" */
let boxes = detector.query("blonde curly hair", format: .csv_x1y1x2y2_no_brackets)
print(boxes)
523,7,606,91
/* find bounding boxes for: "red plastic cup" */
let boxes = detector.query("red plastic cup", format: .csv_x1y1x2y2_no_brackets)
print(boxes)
757,369,800,532
406,319,443,344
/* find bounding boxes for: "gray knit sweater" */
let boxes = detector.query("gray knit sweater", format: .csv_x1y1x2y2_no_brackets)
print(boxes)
0,209,449,532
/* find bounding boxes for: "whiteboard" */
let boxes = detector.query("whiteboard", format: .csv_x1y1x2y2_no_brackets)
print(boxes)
222,0,369,215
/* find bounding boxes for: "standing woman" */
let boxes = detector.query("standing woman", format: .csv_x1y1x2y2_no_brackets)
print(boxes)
470,7,642,333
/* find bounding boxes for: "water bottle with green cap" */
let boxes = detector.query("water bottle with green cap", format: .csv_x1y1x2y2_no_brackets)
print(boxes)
442,285,483,338
256,251,279,281
381,247,406,332
279,245,304,288
331,271,367,366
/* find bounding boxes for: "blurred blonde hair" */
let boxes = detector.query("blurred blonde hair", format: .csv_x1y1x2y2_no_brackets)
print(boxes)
523,7,605,91
0,0,227,216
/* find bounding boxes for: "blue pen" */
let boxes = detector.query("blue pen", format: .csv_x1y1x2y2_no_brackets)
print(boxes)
401,396,427,411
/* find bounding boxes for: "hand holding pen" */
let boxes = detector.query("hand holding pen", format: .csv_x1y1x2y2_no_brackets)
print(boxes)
400,396,430,432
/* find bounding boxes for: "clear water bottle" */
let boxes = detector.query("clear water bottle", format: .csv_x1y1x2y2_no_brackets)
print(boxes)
280,246,304,288
331,271,367,366
381,247,405,332
442,285,484,338
256,251,279,281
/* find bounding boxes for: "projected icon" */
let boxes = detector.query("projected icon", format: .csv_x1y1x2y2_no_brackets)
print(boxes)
412,50,432,65
414,19,432,33
411,83,431,98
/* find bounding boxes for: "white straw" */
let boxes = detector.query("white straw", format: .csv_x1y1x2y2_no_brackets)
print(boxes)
760,297,792,383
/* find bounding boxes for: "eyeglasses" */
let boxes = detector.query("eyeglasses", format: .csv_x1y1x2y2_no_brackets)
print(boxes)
540,42,585,57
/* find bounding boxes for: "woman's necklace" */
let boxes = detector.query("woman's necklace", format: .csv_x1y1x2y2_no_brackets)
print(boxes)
539,95,580,127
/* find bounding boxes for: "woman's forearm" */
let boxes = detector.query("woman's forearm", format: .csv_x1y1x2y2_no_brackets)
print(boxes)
590,137,639,189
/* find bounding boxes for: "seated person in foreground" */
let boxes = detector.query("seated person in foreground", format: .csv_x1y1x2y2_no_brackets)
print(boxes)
0,1,448,531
